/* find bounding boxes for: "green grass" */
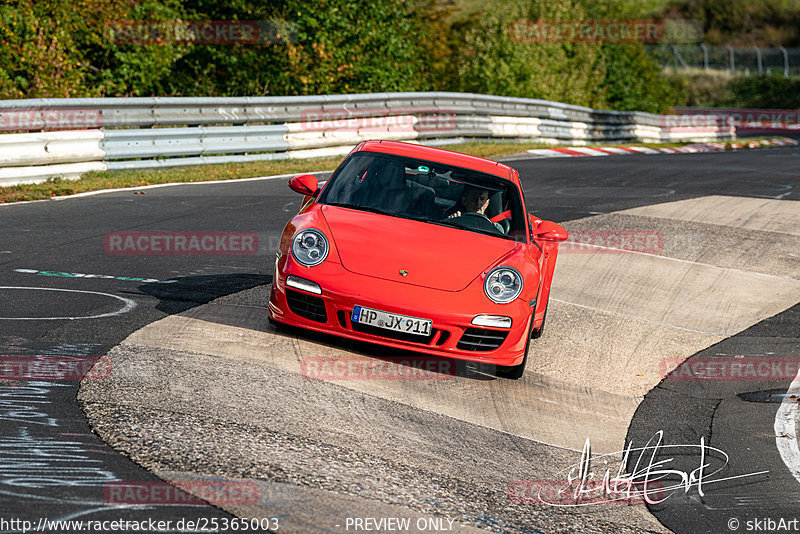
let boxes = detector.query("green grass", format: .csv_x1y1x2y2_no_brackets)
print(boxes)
0,138,768,204
0,157,345,204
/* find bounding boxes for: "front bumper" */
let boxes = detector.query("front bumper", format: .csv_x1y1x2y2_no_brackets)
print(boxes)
268,256,531,367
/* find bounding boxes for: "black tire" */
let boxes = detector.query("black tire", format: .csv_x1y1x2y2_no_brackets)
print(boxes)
531,302,548,339
267,314,289,331
495,313,534,380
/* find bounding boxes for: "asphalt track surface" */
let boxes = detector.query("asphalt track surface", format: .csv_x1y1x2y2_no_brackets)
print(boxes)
0,146,798,533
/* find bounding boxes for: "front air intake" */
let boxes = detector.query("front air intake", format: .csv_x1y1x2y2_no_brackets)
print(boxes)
286,289,327,323
457,328,508,351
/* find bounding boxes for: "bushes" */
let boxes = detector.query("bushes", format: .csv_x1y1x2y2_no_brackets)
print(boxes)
446,0,684,112
0,0,182,98
447,1,607,107
662,0,800,47
0,0,95,98
0,0,732,113
0,0,445,98
598,44,687,113
724,75,800,108
268,0,446,95
678,73,800,109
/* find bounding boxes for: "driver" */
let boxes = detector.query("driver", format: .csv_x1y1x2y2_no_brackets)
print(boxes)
446,186,505,233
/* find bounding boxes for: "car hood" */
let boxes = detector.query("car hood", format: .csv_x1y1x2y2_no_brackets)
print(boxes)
321,206,518,291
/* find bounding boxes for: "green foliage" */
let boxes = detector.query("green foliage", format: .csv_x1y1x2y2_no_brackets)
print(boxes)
662,0,800,46
0,0,89,98
0,0,445,98
99,0,448,96
446,0,684,111
598,44,687,112
448,1,606,107
676,72,731,107
274,0,446,95
723,75,800,108
8,0,789,113
676,72,800,109
88,1,190,96
0,0,179,98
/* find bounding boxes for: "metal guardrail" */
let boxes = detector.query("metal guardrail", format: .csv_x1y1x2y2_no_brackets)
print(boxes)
0,92,683,129
0,130,104,167
101,125,290,159
650,44,800,77
0,92,734,186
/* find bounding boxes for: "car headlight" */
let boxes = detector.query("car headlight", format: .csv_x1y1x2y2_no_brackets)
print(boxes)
484,266,523,304
291,229,329,267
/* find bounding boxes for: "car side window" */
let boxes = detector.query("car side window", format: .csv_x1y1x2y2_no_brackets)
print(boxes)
322,156,372,204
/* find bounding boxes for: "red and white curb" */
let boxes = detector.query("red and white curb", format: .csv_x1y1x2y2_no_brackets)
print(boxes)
526,137,798,159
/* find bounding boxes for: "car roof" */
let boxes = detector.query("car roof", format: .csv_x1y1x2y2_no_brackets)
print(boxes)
356,140,518,184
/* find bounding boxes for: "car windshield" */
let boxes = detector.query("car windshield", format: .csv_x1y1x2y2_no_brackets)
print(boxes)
317,152,527,242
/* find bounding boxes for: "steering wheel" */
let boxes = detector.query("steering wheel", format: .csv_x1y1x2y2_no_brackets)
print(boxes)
491,211,512,234
447,212,504,235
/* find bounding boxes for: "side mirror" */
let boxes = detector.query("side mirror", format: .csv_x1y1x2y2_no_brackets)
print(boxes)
288,174,319,196
534,220,569,242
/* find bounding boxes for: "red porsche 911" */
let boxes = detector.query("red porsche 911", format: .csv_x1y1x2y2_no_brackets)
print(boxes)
268,140,568,378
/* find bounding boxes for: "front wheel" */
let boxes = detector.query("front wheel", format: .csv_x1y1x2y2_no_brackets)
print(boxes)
531,302,548,339
495,313,534,380
267,313,290,332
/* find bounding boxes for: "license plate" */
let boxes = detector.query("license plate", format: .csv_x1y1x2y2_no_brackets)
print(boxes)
351,305,432,337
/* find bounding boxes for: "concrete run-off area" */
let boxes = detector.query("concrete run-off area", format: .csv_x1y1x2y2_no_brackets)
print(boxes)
78,195,800,533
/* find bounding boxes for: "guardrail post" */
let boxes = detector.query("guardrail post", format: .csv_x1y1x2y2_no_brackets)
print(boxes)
700,44,709,73
727,45,735,74
670,44,689,71
779,46,789,78
754,46,763,75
